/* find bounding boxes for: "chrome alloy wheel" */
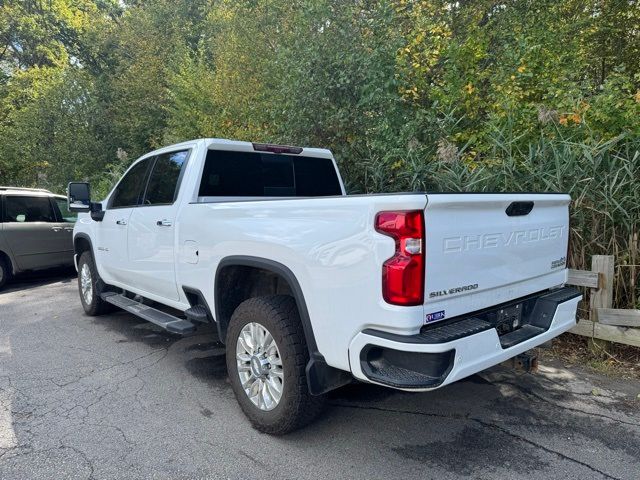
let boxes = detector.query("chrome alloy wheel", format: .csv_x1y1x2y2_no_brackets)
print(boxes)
236,322,284,411
80,263,93,305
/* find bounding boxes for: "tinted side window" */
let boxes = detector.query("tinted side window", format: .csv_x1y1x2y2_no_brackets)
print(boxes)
110,159,152,208
5,196,56,223
198,150,342,197
55,198,77,223
144,150,189,205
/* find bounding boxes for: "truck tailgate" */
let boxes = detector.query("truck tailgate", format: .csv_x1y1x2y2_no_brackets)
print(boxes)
423,193,570,323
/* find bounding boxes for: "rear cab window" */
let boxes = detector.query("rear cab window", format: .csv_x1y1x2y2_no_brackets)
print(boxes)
198,150,342,199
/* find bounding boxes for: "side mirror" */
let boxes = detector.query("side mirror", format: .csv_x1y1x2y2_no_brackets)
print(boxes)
67,182,91,212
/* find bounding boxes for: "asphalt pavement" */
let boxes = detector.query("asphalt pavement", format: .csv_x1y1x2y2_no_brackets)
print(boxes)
1,273,639,479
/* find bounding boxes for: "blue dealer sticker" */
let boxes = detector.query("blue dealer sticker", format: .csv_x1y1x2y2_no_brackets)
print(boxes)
426,310,446,323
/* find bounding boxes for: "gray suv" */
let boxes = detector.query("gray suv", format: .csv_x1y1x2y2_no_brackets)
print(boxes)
0,187,76,289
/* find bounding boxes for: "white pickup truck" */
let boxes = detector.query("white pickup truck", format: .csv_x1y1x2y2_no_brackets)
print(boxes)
68,138,581,434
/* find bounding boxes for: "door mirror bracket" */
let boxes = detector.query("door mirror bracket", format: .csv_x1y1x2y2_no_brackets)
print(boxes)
90,202,105,222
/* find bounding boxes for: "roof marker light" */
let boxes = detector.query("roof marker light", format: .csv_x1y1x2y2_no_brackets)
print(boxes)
252,143,303,154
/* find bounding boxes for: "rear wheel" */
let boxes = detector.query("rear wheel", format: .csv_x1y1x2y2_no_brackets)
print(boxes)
226,295,324,434
0,255,11,290
78,251,111,316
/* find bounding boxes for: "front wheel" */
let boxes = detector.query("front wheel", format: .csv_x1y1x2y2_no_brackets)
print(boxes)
226,295,324,434
77,251,111,316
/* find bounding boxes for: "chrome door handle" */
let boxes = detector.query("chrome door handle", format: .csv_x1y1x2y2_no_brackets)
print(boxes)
51,226,62,232
156,219,172,227
116,219,127,225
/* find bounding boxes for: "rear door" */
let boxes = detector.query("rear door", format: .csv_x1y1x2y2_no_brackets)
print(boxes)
127,149,190,300
2,194,63,270
422,193,570,323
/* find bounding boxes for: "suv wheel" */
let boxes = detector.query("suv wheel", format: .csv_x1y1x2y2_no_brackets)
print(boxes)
78,251,111,316
226,295,324,435
0,256,11,290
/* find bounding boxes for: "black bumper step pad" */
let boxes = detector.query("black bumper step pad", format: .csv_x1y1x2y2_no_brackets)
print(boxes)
362,363,447,389
499,324,545,349
539,286,582,304
418,317,493,344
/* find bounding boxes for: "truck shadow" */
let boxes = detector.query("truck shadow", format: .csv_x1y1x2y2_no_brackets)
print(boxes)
183,339,228,381
93,311,230,381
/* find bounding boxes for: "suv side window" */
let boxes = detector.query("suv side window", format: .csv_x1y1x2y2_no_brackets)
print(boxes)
5,196,56,223
109,158,152,209
54,198,77,223
143,150,189,205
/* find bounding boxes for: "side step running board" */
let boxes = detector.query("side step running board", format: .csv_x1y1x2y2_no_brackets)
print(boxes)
101,292,196,335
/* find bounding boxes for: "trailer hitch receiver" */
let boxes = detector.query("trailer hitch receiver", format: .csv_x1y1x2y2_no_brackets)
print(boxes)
509,351,539,373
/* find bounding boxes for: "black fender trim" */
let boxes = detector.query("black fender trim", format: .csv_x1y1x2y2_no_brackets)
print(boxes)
215,255,352,395
215,256,318,350
73,232,94,256
73,233,110,296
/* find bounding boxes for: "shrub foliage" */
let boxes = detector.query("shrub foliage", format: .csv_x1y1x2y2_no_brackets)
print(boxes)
0,0,639,307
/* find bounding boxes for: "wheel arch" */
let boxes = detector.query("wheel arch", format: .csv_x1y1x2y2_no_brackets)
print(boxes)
74,233,111,297
0,249,15,275
73,233,94,258
214,255,352,395
214,256,318,352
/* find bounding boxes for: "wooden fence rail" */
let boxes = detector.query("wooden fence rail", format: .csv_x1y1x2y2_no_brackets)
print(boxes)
566,255,640,347
567,269,600,289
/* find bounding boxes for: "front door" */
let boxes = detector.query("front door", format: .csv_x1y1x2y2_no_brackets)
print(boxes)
127,150,190,301
96,157,153,286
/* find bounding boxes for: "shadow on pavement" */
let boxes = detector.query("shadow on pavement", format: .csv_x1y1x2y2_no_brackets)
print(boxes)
1,266,76,295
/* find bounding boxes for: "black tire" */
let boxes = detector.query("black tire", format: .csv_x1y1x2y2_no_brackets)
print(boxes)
77,251,111,316
0,255,11,290
226,295,324,434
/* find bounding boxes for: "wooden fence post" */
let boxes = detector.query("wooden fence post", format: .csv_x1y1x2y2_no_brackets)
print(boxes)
588,255,615,353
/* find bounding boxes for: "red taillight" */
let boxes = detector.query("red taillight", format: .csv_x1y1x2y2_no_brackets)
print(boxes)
375,210,425,306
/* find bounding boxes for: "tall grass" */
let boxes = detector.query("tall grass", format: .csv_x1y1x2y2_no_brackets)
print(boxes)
362,133,640,310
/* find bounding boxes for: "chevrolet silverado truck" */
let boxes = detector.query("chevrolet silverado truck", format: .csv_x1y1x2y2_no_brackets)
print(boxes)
67,138,581,434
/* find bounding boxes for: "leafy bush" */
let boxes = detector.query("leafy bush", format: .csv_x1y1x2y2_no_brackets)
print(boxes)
1,0,638,307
